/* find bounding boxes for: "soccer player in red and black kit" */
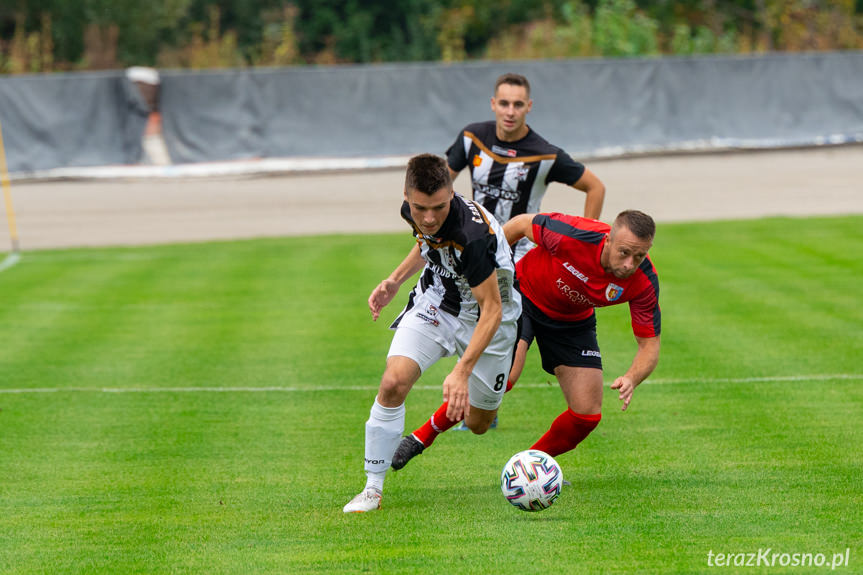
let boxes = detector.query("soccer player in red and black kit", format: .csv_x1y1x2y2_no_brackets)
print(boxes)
392,209,660,469
502,210,660,458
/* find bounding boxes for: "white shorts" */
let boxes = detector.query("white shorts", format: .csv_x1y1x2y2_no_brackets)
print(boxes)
387,295,517,411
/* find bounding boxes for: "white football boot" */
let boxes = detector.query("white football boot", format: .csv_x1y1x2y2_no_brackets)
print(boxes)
342,488,382,513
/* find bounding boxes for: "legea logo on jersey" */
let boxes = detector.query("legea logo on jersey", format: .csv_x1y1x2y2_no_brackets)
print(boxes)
562,262,589,283
491,145,517,158
605,283,624,302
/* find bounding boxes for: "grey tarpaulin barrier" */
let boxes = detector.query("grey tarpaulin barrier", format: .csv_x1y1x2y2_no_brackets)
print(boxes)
2,51,861,174
159,68,266,163
159,51,863,164
0,71,149,174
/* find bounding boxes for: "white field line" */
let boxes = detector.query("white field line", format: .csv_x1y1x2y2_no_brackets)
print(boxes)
0,373,860,394
0,251,20,273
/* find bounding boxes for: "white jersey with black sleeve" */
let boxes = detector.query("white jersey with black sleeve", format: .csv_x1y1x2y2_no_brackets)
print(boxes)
392,193,521,326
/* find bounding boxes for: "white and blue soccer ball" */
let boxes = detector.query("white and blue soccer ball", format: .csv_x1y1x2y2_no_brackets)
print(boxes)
500,449,564,511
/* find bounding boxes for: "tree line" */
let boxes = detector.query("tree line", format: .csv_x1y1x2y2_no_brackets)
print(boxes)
1,0,862,73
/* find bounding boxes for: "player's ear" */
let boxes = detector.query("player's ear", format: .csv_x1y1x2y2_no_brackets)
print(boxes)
526,99,533,113
490,97,496,111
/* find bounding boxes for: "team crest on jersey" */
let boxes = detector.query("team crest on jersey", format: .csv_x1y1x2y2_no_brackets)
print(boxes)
605,283,624,302
440,249,457,269
515,165,530,181
425,304,438,317
492,145,517,158
472,154,482,167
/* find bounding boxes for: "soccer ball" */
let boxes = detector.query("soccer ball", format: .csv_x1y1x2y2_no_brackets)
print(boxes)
500,449,564,511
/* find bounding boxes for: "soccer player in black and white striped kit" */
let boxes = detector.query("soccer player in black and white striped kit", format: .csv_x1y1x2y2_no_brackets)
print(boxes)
343,154,521,513
446,73,605,261
395,73,606,449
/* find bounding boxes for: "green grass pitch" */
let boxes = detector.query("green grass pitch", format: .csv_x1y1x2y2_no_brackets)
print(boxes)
0,215,861,574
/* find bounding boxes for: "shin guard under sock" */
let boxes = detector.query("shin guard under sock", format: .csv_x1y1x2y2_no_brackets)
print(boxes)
364,399,405,481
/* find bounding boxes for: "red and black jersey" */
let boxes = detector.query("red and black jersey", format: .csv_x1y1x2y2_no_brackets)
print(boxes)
516,213,661,338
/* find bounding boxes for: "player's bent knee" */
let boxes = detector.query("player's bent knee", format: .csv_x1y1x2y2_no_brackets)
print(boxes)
377,357,421,404
377,374,411,405
466,415,496,435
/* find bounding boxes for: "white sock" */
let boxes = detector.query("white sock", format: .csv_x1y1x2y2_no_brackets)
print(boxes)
363,398,405,492
364,472,385,493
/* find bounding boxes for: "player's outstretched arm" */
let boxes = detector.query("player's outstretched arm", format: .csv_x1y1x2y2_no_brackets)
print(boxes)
503,213,536,246
368,244,425,321
610,335,660,411
443,271,502,421
572,168,606,220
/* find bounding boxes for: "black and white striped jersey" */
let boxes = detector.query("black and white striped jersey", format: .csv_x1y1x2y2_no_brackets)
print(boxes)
446,121,586,260
396,193,521,324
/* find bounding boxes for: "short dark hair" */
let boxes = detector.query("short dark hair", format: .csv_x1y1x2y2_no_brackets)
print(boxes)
613,210,655,241
494,73,530,97
405,154,452,196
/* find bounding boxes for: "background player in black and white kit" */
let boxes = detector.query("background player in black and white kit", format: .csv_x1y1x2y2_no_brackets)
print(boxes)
446,72,606,262
343,154,521,513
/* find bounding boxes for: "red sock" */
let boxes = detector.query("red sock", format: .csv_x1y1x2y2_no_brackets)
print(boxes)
505,379,514,393
412,402,459,447
531,409,601,457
